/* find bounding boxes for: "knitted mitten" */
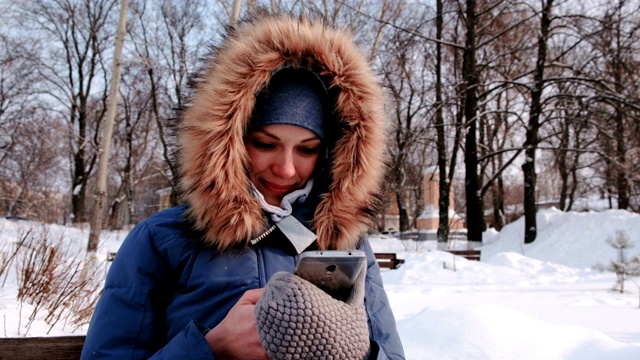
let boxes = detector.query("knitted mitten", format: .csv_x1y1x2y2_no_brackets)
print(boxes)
255,269,369,359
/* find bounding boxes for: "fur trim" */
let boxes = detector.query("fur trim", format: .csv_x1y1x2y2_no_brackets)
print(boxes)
176,10,387,250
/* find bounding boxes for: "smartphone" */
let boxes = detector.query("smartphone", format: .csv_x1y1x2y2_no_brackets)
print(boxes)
294,250,366,301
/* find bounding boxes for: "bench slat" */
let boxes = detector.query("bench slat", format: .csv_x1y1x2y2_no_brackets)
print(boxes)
446,249,481,261
0,336,85,360
374,252,405,269
374,253,398,260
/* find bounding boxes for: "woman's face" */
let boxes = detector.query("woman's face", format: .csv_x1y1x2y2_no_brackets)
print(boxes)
245,124,321,206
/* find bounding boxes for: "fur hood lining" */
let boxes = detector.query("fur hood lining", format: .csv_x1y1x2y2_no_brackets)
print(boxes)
177,11,386,250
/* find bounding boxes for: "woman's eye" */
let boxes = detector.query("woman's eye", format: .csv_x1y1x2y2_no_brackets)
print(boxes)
252,141,275,150
298,146,320,156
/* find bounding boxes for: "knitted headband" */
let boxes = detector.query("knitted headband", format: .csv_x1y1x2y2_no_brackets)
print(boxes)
249,68,328,140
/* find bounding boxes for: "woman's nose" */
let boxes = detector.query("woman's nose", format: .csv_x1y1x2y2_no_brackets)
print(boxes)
272,152,296,179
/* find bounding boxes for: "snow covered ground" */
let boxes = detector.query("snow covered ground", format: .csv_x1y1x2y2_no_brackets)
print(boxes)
370,207,640,359
2,207,640,359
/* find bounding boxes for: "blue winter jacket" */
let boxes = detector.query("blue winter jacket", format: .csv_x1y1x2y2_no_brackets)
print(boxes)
82,10,406,359
81,206,405,359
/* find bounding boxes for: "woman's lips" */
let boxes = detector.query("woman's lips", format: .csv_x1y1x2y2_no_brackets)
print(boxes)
262,180,295,195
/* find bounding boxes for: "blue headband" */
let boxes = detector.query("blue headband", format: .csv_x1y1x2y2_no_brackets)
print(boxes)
250,68,327,140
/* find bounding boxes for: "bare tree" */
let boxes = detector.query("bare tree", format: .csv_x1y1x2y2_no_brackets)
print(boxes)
460,0,484,242
434,0,451,240
519,0,555,243
0,37,36,174
4,117,67,221
428,0,466,240
378,4,433,232
87,0,128,252
15,0,118,224
128,0,212,206
584,0,640,210
0,20,67,222
481,90,519,230
105,63,160,228
546,81,597,211
454,0,531,241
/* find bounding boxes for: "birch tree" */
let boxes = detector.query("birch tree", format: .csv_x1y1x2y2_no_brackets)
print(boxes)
87,0,128,252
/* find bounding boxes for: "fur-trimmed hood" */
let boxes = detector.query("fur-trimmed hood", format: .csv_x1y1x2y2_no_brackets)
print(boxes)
175,10,387,251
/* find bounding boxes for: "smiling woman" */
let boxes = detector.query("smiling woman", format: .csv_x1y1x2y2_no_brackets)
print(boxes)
81,9,404,360
245,125,321,207
244,67,329,207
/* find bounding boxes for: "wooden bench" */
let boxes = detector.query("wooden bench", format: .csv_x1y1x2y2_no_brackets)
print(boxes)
0,335,86,360
374,252,405,269
446,249,481,261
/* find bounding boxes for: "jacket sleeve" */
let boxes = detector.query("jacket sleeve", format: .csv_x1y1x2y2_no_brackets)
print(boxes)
80,222,216,360
360,239,406,360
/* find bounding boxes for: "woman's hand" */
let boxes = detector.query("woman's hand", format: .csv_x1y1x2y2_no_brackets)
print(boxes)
205,288,269,360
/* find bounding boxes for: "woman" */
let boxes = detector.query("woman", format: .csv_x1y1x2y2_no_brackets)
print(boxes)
81,9,404,360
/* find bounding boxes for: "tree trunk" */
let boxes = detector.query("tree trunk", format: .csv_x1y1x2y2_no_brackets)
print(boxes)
88,0,129,252
614,109,629,209
609,1,629,210
557,119,570,211
146,68,179,205
435,0,450,242
108,195,123,229
230,0,243,26
522,0,554,244
72,102,90,224
490,139,506,231
71,149,87,223
491,177,505,230
394,189,409,232
462,0,483,242
125,110,135,225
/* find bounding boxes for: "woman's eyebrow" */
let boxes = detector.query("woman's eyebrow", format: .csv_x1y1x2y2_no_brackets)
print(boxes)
255,130,280,140
299,137,321,143
257,129,320,143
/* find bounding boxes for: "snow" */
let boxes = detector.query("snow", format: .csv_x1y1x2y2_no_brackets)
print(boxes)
2,207,640,359
418,205,462,220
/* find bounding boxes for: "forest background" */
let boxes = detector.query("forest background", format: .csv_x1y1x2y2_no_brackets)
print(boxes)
1,0,639,251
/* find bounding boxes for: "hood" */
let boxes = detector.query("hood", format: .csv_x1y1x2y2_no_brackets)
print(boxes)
176,10,387,251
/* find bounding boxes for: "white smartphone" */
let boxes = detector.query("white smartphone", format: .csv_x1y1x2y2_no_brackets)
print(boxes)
294,250,366,301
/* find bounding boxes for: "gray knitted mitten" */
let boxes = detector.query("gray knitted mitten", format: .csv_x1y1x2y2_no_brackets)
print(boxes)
255,270,369,359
